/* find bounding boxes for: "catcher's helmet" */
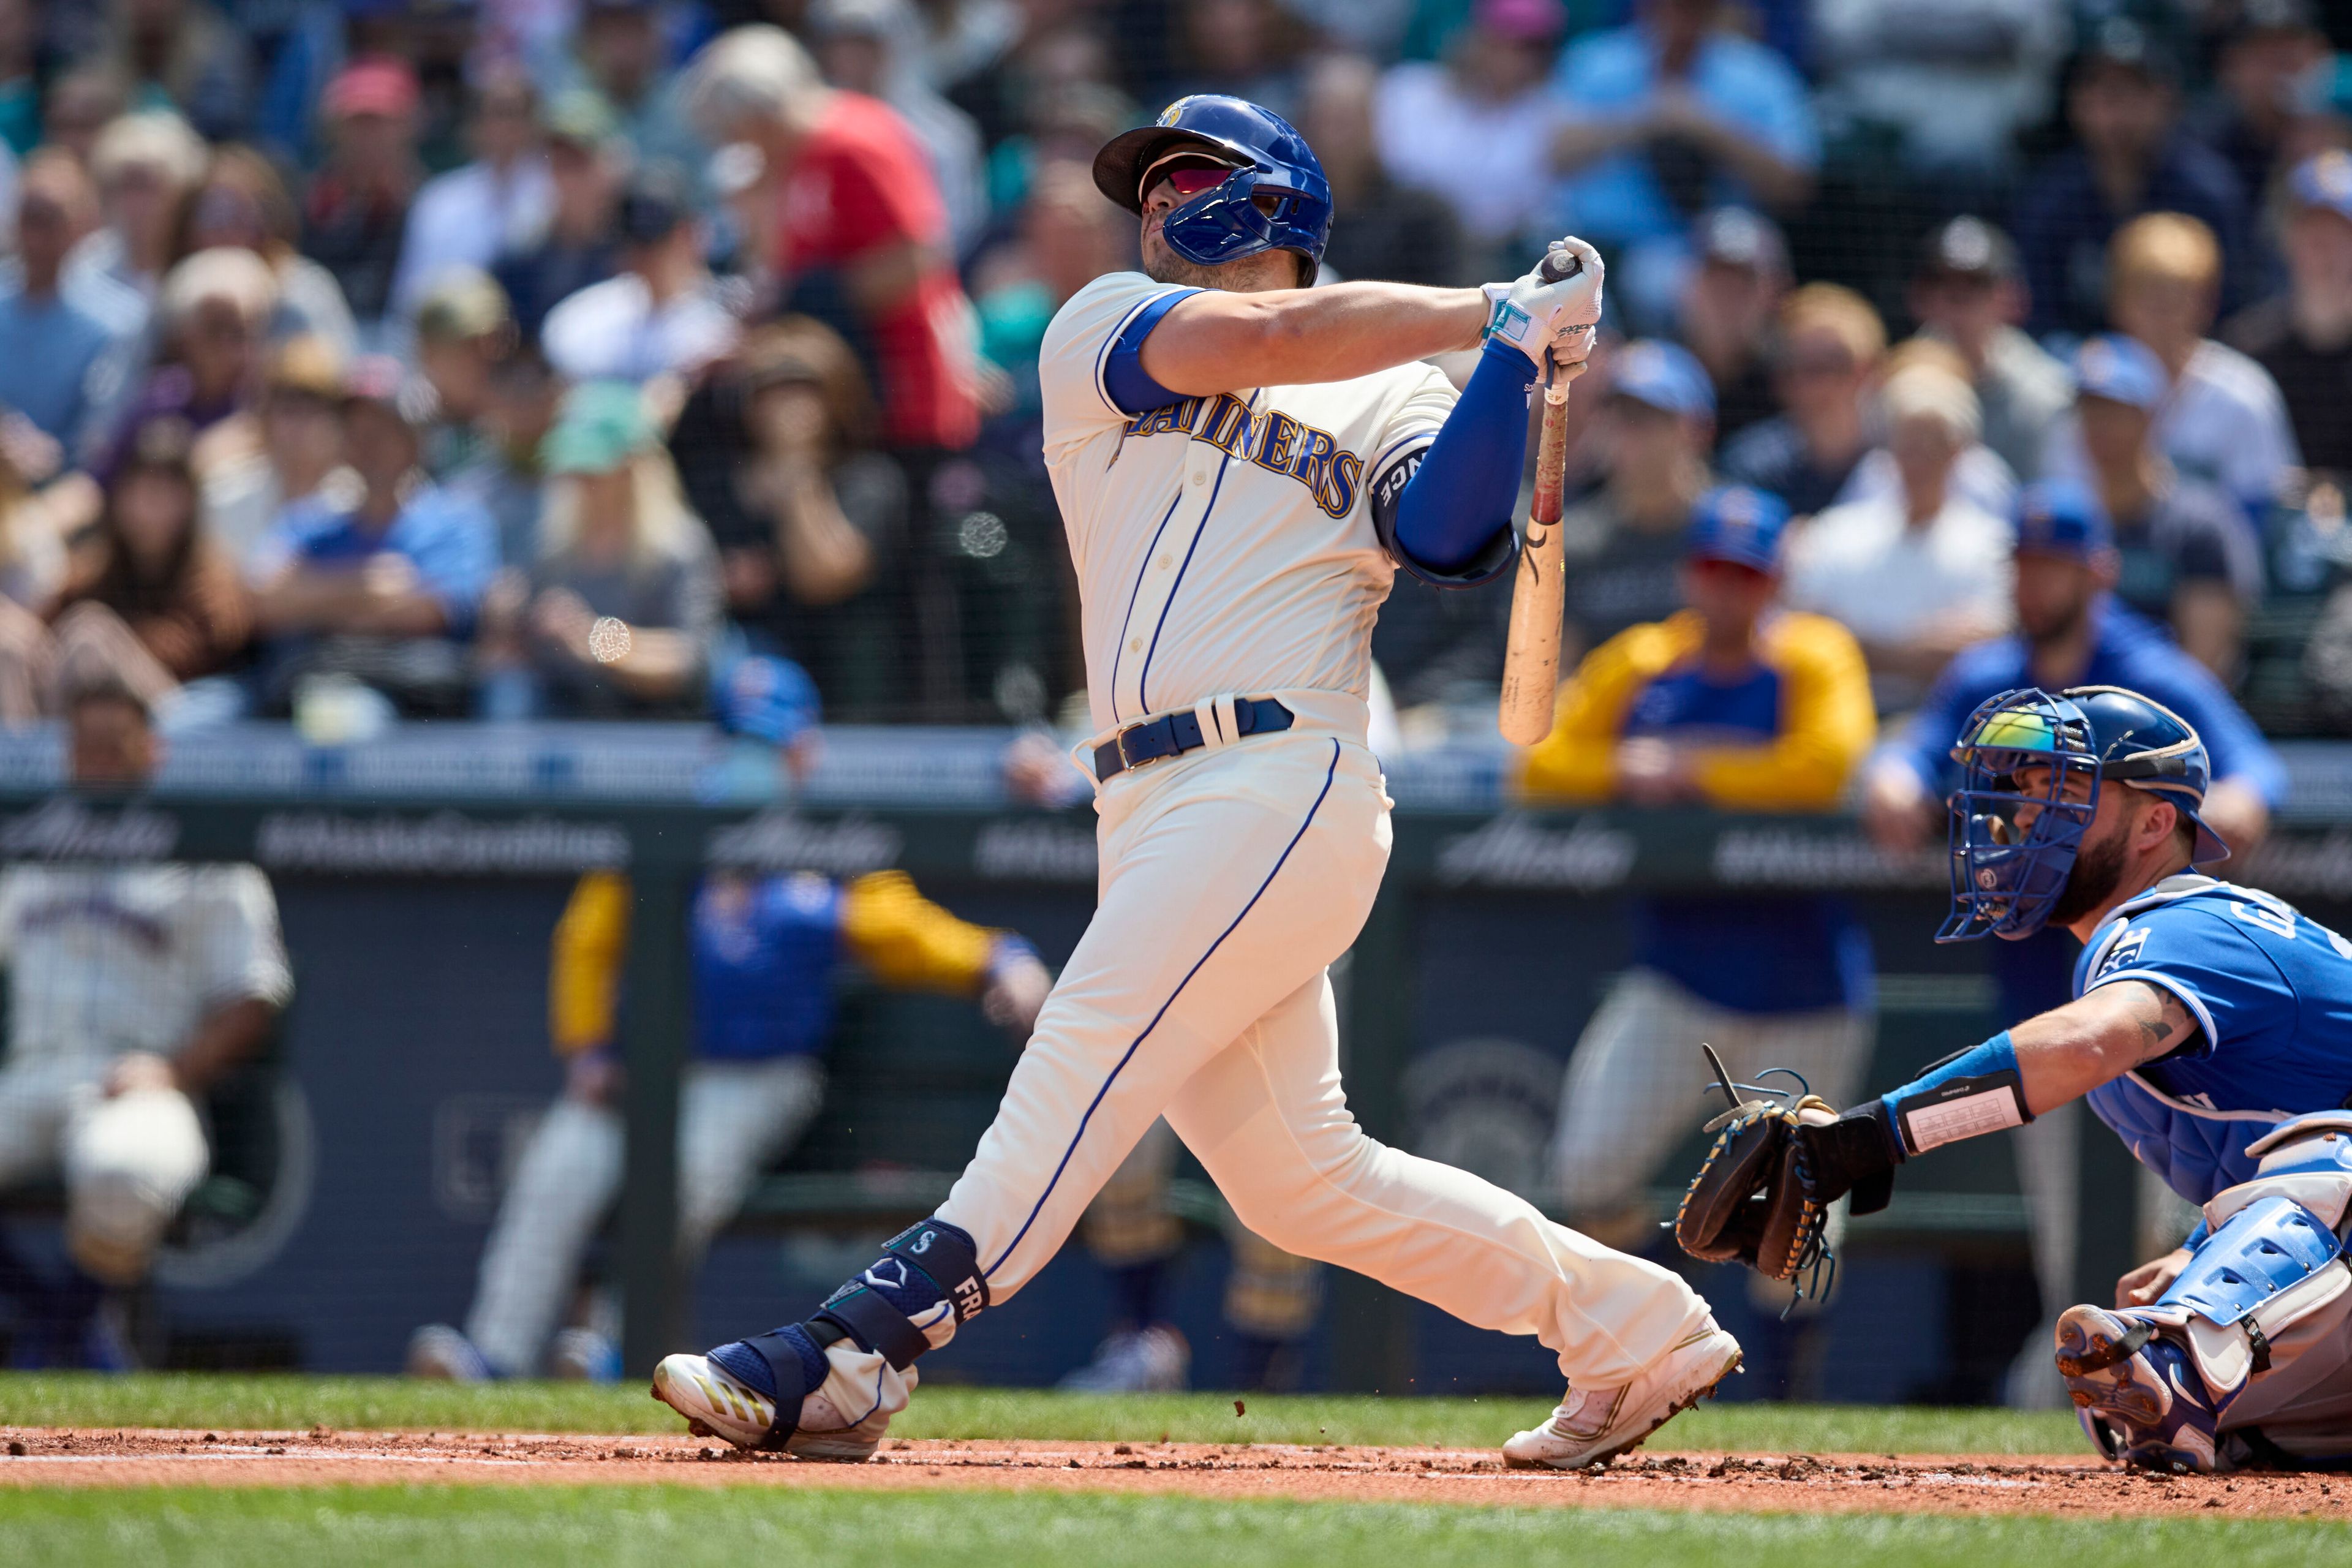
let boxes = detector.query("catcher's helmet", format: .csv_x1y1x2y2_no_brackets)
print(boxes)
1091,95,1332,272
1939,685,2229,943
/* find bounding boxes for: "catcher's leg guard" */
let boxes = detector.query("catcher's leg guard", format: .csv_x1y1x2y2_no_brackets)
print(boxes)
2057,1166,2351,1472
667,1218,989,1454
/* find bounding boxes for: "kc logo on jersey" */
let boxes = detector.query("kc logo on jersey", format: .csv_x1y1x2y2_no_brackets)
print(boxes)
1120,394,1362,518
2095,925,2151,979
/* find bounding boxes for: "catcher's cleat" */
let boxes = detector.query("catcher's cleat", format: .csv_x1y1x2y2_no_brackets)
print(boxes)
650,1351,894,1461
1502,1320,1743,1470
2054,1304,2222,1474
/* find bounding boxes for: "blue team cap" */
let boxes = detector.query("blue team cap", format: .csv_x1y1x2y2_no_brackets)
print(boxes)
2289,149,2352,224
2071,334,2168,411
714,654,821,747
1607,340,1716,420
2013,479,2114,560
1686,485,1790,573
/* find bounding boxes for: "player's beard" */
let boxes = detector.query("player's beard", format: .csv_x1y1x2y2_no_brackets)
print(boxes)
1142,230,1300,292
1142,246,1235,290
2048,821,2131,929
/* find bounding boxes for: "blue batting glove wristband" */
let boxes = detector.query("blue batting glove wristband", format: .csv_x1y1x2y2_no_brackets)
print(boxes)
1882,1031,2031,1155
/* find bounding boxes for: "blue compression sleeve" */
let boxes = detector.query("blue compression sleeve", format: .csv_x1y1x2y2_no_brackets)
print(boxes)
1376,339,1536,587
1880,1031,2032,1155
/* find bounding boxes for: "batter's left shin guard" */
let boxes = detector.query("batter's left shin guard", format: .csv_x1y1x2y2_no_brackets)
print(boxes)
809,1218,990,1366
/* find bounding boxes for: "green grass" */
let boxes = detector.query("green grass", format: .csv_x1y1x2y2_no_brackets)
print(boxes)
0,1487,2339,1568
0,1373,2084,1453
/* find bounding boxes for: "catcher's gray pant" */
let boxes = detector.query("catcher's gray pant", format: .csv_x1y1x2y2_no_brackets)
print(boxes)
466,1056,823,1376
2125,1120,2352,1462
0,1058,208,1284
1550,968,1875,1219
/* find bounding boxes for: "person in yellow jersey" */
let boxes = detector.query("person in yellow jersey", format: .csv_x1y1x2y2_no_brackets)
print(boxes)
1523,486,1879,1253
407,656,1049,1381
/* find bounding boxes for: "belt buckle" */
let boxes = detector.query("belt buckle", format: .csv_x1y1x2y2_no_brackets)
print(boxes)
1115,722,1164,772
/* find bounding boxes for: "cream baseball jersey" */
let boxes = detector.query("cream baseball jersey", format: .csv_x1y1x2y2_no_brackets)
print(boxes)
0,863,292,1065
1038,271,1459,741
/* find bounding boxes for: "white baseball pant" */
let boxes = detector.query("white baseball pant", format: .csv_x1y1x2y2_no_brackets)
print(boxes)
810,728,1716,1428
466,1055,823,1376
1550,967,1875,1219
0,1058,209,1284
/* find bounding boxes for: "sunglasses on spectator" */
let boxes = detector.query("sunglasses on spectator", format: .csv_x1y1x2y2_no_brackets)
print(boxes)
1688,557,1774,586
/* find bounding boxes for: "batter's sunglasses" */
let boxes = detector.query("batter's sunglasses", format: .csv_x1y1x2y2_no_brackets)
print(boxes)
1139,156,1238,203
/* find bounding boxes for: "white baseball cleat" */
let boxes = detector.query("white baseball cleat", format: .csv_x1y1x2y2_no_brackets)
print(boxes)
650,1352,894,1461
1502,1321,1743,1470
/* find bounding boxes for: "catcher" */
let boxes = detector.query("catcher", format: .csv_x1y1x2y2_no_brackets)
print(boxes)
1679,683,2352,1474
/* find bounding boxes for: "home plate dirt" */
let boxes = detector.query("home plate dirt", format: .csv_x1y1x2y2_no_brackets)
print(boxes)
3,1426,2348,1518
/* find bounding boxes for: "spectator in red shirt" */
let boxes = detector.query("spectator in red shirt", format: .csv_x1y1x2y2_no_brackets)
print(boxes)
682,25,978,456
302,58,424,331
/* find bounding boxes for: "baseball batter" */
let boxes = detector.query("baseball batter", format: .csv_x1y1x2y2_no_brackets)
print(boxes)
660,62,1738,1468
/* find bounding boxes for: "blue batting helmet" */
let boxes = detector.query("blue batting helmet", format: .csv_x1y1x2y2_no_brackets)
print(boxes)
1091,96,1333,273
1939,685,2228,943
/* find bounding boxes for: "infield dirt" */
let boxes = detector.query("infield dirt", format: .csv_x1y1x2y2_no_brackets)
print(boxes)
2,1425,2346,1520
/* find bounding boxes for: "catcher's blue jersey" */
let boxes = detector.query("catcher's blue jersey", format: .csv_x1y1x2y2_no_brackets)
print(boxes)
2075,875,2352,1203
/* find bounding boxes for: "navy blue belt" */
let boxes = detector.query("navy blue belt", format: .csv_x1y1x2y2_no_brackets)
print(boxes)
1095,698,1294,781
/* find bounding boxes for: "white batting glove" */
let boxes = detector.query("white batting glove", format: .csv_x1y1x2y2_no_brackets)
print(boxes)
1481,237,1605,376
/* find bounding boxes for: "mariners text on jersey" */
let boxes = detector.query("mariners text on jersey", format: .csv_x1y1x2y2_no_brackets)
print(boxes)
1117,394,1362,519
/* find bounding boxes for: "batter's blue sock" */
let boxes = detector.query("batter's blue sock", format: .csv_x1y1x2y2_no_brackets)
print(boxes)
710,1323,827,1403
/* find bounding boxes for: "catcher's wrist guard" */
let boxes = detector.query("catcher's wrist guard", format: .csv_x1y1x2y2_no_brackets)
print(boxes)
1882,1032,2031,1155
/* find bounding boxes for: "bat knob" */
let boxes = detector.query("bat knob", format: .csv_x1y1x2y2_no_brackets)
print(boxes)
1537,245,1584,285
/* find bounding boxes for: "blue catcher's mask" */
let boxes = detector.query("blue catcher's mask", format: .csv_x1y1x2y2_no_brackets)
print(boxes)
1092,96,1333,277
1937,684,2229,943
1939,690,2101,943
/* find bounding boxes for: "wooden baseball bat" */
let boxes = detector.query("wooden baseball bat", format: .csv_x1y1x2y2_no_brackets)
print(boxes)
1497,255,1583,747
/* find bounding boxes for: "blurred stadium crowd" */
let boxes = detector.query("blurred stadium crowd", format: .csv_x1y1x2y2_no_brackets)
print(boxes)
0,0,2339,741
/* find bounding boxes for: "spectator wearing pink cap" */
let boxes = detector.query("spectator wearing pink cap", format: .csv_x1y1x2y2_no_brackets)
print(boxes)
1374,0,1567,277
303,58,424,331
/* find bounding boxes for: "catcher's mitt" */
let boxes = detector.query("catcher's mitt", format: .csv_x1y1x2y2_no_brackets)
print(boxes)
1673,1047,1841,1283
